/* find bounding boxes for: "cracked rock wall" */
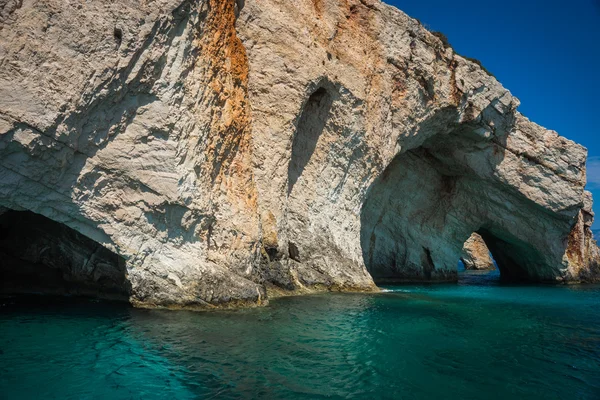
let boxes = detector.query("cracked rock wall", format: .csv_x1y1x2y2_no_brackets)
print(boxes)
0,0,598,308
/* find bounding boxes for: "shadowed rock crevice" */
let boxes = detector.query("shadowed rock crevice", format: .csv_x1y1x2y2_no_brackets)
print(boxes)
0,210,131,301
288,86,335,194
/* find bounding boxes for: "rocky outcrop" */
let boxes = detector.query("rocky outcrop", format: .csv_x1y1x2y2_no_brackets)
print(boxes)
0,0,598,308
461,233,495,271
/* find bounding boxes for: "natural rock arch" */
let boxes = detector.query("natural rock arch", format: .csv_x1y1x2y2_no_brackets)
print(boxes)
0,209,131,300
359,110,586,284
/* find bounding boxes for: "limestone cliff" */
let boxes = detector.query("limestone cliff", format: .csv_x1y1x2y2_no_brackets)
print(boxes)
0,0,598,308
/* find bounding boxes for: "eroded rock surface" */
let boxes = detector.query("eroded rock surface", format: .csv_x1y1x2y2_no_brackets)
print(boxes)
0,0,598,308
461,233,495,271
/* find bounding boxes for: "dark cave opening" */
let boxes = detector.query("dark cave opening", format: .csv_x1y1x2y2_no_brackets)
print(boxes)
476,228,538,282
457,228,547,285
0,209,131,301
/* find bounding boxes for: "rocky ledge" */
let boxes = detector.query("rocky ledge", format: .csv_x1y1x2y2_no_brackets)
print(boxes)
0,0,598,309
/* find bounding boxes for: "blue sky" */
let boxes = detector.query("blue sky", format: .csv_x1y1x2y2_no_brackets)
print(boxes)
387,0,600,226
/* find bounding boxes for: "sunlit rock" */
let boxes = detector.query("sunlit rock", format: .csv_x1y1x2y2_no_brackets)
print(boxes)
0,0,598,308
461,233,495,271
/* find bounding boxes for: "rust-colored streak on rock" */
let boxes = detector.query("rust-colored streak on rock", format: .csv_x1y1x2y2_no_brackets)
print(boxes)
334,0,386,137
200,0,256,212
566,214,585,267
312,0,323,15
449,59,462,106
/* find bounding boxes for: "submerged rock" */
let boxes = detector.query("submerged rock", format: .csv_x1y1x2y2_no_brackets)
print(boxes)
461,234,495,271
0,0,598,308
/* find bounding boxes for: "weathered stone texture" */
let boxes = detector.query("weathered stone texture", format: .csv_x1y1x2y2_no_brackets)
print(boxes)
461,233,495,271
0,0,598,308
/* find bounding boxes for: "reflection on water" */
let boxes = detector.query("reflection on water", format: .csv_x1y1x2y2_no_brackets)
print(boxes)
1,270,600,399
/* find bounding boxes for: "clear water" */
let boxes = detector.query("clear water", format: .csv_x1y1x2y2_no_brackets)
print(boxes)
1,269,600,399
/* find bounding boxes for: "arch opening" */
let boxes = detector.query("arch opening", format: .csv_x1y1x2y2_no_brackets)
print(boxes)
476,227,543,282
359,118,560,285
0,209,131,301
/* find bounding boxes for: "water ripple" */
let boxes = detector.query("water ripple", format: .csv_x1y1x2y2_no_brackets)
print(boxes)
1,275,600,399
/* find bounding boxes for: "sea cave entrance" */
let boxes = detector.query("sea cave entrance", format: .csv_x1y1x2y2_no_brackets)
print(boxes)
0,209,131,301
359,117,554,285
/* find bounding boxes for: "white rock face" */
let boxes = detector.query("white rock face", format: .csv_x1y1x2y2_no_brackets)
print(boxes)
0,0,598,308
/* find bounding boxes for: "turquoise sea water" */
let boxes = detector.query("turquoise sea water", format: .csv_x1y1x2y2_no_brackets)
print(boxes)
1,269,600,399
